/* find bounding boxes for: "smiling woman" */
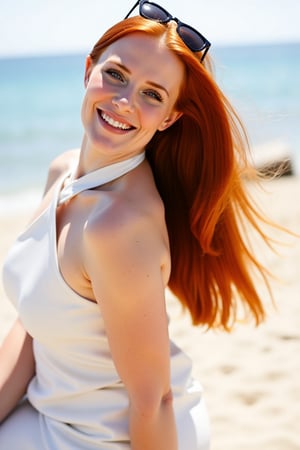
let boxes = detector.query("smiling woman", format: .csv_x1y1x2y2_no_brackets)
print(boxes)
0,5,283,450
80,32,184,160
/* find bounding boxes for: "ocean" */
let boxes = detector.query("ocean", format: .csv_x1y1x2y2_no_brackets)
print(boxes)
0,43,299,215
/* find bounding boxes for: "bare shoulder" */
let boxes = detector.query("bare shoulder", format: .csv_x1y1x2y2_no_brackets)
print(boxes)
91,193,165,247
90,161,166,234
84,174,170,283
90,181,166,243
43,149,79,195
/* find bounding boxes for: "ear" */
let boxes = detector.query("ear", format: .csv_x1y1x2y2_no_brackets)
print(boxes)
157,110,183,131
84,55,93,88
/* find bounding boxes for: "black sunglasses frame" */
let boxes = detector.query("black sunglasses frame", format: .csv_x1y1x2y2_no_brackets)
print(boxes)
124,0,211,62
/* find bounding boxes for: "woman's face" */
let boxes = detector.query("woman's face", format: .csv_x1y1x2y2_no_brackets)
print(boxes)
81,32,184,159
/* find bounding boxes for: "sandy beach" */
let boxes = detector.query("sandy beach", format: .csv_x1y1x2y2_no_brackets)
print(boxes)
1,174,299,450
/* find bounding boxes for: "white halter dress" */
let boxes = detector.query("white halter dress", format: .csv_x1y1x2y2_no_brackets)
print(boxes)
1,153,210,449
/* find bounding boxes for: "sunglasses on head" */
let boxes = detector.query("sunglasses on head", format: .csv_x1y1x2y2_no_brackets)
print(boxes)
124,0,211,62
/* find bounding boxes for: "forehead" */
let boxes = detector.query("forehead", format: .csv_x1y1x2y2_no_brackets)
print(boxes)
99,33,184,90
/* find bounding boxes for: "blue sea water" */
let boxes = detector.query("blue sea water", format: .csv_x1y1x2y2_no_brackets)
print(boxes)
0,43,299,213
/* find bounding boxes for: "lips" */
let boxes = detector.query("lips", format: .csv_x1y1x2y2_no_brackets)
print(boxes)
98,109,135,131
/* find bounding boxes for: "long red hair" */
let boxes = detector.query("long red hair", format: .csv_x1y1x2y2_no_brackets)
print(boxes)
90,17,273,330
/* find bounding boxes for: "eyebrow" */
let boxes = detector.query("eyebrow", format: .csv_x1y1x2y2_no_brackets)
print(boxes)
113,62,170,97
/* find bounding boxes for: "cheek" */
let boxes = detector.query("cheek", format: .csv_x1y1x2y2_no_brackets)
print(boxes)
80,81,103,123
80,93,90,126
83,72,106,102
138,104,166,129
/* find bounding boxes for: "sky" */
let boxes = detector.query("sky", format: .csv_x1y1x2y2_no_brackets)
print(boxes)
1,0,300,58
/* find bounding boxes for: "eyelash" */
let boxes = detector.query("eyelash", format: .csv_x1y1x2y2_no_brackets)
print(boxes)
142,90,163,102
104,69,163,103
105,69,125,82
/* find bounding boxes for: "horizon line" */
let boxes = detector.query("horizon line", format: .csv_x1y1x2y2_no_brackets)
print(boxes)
1,40,299,61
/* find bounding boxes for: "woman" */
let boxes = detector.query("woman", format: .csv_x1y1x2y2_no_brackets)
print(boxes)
0,3,274,449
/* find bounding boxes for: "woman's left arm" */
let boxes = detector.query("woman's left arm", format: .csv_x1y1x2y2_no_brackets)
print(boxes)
84,211,177,450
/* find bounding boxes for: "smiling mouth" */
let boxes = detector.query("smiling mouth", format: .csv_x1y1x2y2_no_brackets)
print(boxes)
98,110,135,131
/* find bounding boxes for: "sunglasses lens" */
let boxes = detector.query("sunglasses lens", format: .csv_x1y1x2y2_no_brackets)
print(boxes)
141,3,169,22
135,2,210,60
178,25,206,52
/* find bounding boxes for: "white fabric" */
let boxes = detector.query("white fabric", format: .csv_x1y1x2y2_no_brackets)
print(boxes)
1,155,210,449
58,152,145,205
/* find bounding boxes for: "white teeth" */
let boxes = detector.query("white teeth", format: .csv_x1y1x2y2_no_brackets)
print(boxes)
101,111,131,130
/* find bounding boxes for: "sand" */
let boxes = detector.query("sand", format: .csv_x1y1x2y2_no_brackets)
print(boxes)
1,175,300,450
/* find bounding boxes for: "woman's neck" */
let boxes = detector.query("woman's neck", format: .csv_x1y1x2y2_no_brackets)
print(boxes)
76,134,145,178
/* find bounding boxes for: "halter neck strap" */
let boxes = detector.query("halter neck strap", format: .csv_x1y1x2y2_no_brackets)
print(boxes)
58,152,145,205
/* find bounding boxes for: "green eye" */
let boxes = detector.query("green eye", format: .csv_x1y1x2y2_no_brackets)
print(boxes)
143,90,163,102
105,69,125,82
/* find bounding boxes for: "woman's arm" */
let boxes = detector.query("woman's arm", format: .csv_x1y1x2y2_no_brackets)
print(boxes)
0,319,35,423
84,207,177,450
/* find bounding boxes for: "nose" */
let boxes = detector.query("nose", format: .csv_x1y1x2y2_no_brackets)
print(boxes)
112,88,135,113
